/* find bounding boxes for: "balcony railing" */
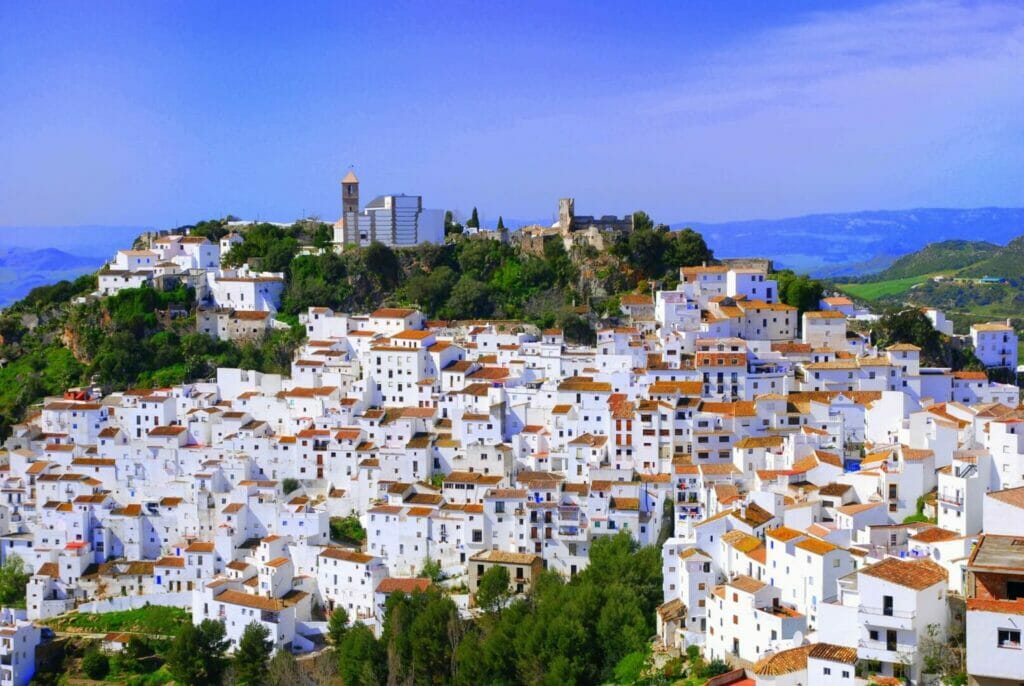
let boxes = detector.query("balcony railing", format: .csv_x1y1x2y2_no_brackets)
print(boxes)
858,638,915,654
557,506,580,522
937,492,964,507
861,606,915,619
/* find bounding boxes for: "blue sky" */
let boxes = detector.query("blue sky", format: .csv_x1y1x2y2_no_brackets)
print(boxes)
1,0,1022,231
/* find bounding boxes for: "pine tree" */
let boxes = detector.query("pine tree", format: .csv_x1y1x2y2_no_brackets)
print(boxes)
466,207,480,229
166,620,230,686
234,621,273,686
497,216,505,231
474,565,510,613
328,606,350,645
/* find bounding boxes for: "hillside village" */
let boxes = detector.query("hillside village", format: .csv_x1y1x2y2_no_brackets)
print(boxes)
0,221,1022,686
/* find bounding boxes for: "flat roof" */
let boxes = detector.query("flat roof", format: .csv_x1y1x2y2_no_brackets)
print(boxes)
968,534,1024,573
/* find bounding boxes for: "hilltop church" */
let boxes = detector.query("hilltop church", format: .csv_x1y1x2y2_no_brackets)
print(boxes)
332,169,444,249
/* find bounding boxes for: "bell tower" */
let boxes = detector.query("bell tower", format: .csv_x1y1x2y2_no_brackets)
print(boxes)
341,169,359,216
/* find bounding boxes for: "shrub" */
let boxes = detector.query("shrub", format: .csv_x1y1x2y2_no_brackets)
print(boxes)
82,649,110,680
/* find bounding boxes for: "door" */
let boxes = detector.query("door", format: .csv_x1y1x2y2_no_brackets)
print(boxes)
886,630,897,652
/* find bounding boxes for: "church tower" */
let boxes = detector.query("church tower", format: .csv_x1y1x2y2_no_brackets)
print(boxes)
334,169,361,247
341,169,359,216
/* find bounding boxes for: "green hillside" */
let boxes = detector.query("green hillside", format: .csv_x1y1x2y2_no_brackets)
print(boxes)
836,235,1024,301
838,274,936,301
833,235,1024,336
870,239,1001,280
958,236,1024,279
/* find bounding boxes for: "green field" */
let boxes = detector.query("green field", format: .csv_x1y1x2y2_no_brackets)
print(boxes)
836,274,936,301
40,605,189,636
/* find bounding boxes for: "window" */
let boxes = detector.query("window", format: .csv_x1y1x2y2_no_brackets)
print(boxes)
999,629,1021,649
823,667,831,676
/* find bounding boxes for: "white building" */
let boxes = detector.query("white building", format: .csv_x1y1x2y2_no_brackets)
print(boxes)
970,321,1018,369
0,611,40,686
966,535,1024,686
333,171,444,248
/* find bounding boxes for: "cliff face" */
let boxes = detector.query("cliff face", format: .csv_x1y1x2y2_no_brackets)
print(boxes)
61,323,89,363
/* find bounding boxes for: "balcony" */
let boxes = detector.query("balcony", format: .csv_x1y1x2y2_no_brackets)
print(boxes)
860,605,915,630
557,525,588,541
557,506,580,523
861,606,915,619
858,637,916,661
937,491,963,507
677,505,703,520
261,610,280,624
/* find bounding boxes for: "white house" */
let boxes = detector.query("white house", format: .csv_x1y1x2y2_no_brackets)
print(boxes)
970,321,1018,369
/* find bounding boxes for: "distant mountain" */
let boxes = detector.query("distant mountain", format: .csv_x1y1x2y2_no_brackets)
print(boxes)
0,247,106,307
676,208,1024,277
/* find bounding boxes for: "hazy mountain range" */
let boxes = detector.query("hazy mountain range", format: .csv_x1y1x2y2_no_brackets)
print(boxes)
0,247,105,306
0,226,144,307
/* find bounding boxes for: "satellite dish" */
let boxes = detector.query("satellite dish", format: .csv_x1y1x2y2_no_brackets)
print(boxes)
793,630,804,646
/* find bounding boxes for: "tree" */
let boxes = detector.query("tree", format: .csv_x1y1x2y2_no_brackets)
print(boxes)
870,308,966,367
456,237,510,281
234,621,273,686
496,216,505,231
337,623,386,686
166,619,230,686
364,241,402,288
444,210,464,236
114,635,156,675
399,266,458,316
310,223,333,250
329,515,366,545
419,558,443,582
281,478,300,495
543,238,576,287
613,650,647,684
632,210,655,233
776,270,824,316
560,313,596,346
666,228,714,271
442,276,493,320
327,606,350,646
657,497,675,547
466,207,480,229
0,555,29,606
626,225,669,280
266,649,302,686
475,565,511,613
382,589,461,685
700,658,732,678
81,648,110,680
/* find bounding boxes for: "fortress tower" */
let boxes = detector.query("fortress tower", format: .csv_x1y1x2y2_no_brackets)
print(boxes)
558,197,575,232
